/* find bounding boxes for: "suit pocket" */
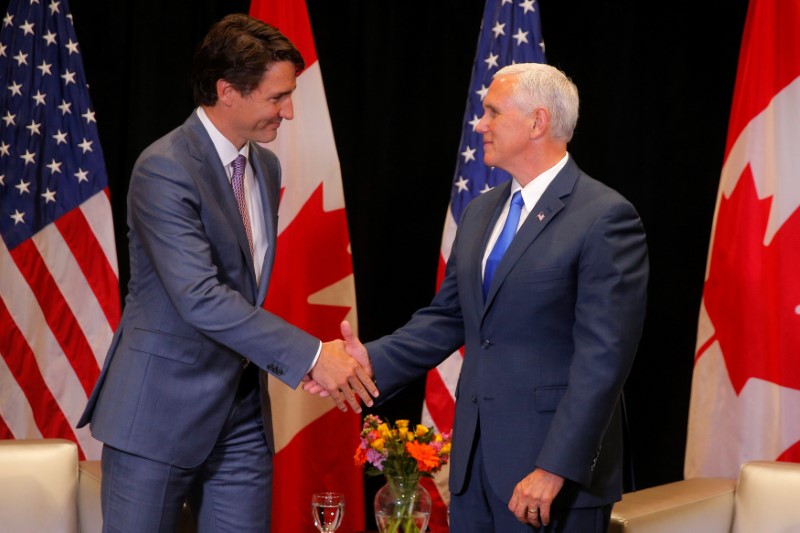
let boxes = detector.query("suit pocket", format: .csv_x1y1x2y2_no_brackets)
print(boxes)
517,267,564,283
535,385,567,412
129,327,202,365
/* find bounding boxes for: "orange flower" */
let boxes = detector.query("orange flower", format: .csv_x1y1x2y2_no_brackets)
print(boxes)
357,415,451,478
405,441,441,472
354,444,368,466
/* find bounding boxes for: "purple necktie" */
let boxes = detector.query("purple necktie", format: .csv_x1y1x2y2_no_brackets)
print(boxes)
483,191,524,299
230,154,254,259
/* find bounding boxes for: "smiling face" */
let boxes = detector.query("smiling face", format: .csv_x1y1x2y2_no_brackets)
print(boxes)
217,60,298,148
475,75,535,174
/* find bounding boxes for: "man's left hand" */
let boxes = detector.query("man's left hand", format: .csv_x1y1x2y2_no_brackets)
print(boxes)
508,467,565,527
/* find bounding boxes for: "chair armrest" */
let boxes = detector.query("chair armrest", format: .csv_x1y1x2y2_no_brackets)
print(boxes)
733,460,800,532
0,438,79,533
610,477,736,533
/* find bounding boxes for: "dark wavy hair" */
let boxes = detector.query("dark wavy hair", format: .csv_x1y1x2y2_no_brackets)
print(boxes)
191,14,305,106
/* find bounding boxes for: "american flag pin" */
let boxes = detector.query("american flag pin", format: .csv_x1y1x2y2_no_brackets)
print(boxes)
537,212,545,222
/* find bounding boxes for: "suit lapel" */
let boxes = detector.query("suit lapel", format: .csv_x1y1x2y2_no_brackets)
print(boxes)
250,145,279,305
183,114,259,290
482,158,580,310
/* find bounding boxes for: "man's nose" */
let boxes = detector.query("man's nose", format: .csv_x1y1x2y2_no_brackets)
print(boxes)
280,97,294,120
475,115,487,133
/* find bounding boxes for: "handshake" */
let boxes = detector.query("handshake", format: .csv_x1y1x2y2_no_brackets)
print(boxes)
304,320,379,413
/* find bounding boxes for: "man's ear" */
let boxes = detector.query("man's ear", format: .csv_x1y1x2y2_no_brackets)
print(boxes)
531,107,549,138
216,79,234,106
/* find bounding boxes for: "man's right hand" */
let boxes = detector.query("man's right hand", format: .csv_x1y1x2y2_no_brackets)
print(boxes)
308,323,378,412
340,320,371,374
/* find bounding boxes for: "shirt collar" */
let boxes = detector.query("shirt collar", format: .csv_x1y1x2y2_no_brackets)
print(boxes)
512,152,570,211
196,107,250,171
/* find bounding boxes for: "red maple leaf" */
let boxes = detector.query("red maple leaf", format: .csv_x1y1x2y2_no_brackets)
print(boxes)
264,184,353,340
702,165,800,394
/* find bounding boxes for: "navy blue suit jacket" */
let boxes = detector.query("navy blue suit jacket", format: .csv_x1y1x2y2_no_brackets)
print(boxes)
367,157,648,509
78,112,319,467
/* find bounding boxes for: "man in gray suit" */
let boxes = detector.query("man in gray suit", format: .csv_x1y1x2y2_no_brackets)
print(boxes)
78,14,377,532
318,63,648,531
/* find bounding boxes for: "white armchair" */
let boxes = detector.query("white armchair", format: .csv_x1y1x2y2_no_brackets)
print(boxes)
0,438,102,533
609,460,800,532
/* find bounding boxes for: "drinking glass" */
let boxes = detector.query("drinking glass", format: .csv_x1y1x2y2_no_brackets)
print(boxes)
311,492,344,532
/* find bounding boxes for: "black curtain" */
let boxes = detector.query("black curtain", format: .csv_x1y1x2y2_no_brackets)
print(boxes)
69,0,749,516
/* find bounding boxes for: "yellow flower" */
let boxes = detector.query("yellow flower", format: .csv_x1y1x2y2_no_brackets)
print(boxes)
356,415,452,479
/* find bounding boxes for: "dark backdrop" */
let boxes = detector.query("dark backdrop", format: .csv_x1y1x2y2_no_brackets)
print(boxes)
68,0,749,510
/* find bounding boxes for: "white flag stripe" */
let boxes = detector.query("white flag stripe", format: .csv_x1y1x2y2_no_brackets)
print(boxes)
80,190,120,277
0,356,43,439
439,208,457,263
33,224,114,366
0,239,89,432
435,351,463,398
74,424,103,459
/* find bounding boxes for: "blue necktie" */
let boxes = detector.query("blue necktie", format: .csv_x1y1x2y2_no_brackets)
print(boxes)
483,191,524,299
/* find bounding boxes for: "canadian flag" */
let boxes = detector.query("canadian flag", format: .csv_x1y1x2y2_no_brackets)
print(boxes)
249,2,366,531
685,0,800,478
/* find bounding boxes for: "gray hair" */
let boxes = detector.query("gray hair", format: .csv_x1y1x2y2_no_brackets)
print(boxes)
495,63,579,142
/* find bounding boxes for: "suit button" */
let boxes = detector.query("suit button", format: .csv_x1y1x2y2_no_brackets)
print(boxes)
471,394,478,403
481,339,491,349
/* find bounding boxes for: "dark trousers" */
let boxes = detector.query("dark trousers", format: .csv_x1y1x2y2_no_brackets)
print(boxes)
100,384,271,532
449,431,612,532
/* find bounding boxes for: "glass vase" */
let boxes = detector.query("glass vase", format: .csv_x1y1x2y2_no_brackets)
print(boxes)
374,474,432,533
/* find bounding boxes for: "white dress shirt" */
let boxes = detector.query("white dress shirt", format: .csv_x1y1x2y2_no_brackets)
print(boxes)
197,107,268,284
482,153,570,279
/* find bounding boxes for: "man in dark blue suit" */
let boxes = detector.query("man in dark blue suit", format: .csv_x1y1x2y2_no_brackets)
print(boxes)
77,14,377,532
327,63,648,531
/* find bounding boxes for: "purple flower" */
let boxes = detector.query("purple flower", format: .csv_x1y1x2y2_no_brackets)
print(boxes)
366,448,387,470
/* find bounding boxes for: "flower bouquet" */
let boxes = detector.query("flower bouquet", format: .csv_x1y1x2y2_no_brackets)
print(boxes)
355,415,451,533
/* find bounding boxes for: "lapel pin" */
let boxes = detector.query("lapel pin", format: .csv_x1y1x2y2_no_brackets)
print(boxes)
537,212,545,222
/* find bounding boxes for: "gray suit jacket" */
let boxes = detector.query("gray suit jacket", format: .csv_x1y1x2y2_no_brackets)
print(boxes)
367,157,648,509
78,112,319,467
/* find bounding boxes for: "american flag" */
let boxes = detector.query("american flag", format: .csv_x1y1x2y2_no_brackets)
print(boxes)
421,0,546,528
0,0,119,460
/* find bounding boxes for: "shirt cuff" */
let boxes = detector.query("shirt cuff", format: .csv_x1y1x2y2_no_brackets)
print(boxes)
307,341,322,374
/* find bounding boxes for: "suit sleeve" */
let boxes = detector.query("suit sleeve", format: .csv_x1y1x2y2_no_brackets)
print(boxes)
128,148,318,388
366,222,468,401
535,199,649,487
